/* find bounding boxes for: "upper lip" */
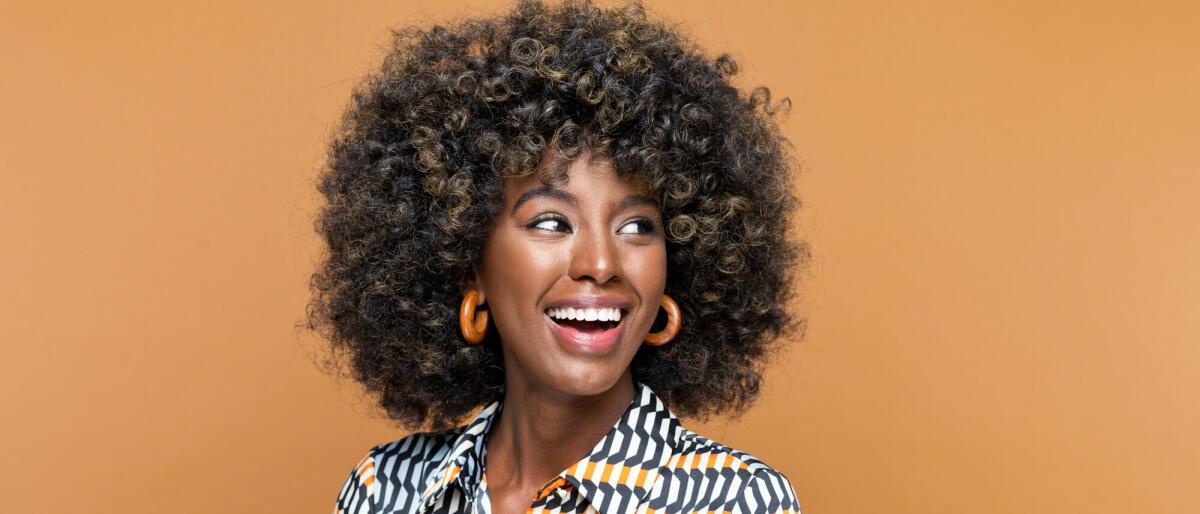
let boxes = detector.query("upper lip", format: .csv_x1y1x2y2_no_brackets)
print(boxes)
544,295,632,312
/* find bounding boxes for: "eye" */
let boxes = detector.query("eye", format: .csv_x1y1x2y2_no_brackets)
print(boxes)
529,215,571,233
617,218,657,235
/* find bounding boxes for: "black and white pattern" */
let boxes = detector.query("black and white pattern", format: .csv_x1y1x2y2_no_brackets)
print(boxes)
334,384,800,513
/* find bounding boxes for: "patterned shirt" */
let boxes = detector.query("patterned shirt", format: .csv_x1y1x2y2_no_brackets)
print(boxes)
334,383,801,513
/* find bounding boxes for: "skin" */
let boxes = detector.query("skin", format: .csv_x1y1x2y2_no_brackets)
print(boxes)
470,149,667,514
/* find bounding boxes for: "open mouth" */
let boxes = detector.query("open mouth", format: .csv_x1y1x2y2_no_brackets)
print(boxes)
545,307,623,333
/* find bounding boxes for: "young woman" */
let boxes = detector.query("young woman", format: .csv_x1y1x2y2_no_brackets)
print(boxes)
309,1,806,512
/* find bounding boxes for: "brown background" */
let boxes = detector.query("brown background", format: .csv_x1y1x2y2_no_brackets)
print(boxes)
2,0,1197,512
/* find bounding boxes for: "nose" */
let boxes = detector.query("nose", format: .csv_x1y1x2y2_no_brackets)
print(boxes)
567,225,621,285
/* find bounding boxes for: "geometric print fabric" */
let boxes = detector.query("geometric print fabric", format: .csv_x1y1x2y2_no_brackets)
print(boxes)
334,383,800,513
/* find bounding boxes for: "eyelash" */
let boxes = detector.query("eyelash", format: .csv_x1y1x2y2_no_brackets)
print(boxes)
527,215,657,235
529,215,571,233
619,219,657,235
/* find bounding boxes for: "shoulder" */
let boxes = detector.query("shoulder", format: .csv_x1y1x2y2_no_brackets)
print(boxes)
733,465,802,514
655,428,802,513
331,431,459,514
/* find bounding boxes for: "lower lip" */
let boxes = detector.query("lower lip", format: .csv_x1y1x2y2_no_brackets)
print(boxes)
545,313,625,354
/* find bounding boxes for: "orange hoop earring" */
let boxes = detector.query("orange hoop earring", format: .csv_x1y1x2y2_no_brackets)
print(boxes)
459,290,488,344
644,294,681,346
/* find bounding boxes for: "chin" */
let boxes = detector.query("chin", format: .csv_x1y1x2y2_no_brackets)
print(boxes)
543,360,632,398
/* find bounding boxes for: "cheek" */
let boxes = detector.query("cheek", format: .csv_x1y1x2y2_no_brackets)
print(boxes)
480,231,564,323
626,244,668,328
630,244,668,290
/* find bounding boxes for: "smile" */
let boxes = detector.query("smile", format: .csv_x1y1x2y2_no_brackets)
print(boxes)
544,306,627,353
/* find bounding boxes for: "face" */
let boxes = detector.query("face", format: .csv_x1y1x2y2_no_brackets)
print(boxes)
474,150,667,398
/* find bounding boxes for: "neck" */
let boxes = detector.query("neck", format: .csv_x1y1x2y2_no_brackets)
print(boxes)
484,368,636,490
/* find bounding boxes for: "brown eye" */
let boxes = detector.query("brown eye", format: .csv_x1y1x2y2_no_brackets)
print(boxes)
617,218,656,235
529,215,571,233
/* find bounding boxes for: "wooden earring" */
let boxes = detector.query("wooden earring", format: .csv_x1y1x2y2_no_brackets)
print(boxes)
644,294,681,346
459,290,488,344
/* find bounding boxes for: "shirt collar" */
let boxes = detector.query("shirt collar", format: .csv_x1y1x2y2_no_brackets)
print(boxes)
418,383,682,514
553,383,682,514
418,398,501,512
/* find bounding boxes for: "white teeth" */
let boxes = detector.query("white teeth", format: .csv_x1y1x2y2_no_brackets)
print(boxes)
546,307,622,322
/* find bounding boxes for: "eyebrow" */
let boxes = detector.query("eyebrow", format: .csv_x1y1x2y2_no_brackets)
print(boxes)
616,194,658,212
510,185,658,215
511,185,576,214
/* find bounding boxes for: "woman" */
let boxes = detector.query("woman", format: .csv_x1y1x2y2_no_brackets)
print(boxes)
309,1,806,512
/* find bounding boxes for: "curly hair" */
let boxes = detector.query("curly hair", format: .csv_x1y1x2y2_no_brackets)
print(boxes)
307,0,806,431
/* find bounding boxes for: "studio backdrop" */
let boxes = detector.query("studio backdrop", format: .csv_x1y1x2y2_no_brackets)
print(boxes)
1,0,1197,512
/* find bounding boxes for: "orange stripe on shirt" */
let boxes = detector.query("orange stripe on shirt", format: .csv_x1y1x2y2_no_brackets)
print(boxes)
583,460,597,479
356,460,375,477
617,465,632,484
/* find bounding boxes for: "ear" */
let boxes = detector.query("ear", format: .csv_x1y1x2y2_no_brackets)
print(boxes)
464,265,486,305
